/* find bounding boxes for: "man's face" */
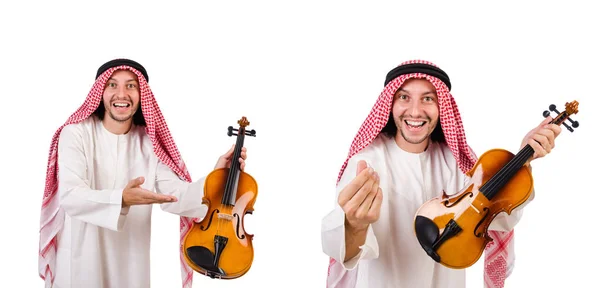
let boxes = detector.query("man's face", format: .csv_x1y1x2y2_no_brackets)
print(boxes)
102,70,140,122
391,78,440,148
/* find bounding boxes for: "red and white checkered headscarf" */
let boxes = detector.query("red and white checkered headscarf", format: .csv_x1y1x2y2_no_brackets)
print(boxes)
38,62,197,288
326,60,514,288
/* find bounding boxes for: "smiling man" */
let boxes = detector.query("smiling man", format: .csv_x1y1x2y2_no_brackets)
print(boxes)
321,60,561,287
38,59,248,288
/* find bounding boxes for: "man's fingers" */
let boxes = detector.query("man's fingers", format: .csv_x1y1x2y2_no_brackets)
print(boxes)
538,115,552,127
356,179,379,219
548,123,562,137
356,160,368,176
338,167,374,206
527,138,546,159
355,191,376,219
343,175,377,213
127,176,145,188
538,127,557,148
139,189,177,203
367,188,383,221
222,144,235,158
531,133,551,153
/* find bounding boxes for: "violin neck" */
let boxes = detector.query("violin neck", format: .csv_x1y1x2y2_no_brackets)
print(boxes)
222,128,245,206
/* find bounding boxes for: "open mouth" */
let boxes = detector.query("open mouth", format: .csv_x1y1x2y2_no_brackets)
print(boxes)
404,120,426,128
112,102,131,108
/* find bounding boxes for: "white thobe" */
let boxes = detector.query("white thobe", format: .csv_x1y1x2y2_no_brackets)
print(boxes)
321,135,534,288
53,115,208,288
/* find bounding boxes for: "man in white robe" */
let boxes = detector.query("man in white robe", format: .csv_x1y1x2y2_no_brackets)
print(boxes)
38,59,248,288
321,60,561,288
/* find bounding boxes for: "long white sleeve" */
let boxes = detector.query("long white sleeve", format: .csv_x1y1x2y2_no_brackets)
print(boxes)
321,156,379,270
155,161,208,219
57,125,127,231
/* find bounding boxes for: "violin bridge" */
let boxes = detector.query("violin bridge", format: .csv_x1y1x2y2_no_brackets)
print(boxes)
470,203,481,214
217,213,234,221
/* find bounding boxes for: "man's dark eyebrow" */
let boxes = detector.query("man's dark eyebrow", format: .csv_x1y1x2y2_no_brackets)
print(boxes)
398,89,436,95
107,77,138,83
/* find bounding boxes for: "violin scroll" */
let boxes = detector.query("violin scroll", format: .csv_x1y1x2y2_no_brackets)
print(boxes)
238,116,250,127
543,100,579,132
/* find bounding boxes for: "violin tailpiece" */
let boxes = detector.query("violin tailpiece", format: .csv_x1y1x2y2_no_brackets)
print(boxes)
415,216,463,263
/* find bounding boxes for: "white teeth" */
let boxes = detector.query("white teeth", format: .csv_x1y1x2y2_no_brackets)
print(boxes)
405,120,425,127
113,103,130,107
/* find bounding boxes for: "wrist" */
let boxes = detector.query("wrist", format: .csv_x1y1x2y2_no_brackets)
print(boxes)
121,190,129,208
345,218,368,234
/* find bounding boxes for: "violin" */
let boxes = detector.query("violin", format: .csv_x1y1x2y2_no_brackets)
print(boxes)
413,101,579,269
182,117,258,279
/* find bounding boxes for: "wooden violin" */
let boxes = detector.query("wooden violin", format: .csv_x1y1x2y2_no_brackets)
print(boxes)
413,101,579,269
182,116,258,279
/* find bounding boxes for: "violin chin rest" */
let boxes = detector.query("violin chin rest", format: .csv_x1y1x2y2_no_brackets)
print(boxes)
414,215,441,262
186,246,226,277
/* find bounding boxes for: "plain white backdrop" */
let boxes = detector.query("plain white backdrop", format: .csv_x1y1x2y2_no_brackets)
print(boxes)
1,1,598,287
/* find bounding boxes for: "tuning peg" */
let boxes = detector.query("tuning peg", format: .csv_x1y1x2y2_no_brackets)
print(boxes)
563,122,573,132
245,129,256,137
544,104,578,133
227,126,240,136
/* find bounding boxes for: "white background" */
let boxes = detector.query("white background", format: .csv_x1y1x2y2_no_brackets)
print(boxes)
1,1,598,287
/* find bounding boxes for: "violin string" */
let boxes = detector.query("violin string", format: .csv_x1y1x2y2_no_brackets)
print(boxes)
485,147,530,197
218,126,244,238
483,145,533,199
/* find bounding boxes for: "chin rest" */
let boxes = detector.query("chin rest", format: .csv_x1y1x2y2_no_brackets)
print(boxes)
186,246,226,278
414,216,441,262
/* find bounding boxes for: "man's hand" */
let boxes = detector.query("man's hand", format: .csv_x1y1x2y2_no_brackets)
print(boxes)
338,160,383,232
215,144,248,170
520,116,562,166
122,177,177,207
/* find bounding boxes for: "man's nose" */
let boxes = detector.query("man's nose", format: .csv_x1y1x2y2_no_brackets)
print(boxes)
116,85,127,97
408,100,423,116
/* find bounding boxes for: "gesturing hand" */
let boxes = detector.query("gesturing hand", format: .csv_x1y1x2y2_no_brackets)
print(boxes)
122,177,177,207
214,144,248,170
338,160,383,231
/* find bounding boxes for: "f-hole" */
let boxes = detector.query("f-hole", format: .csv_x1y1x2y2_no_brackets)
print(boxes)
233,213,245,239
474,208,490,237
444,192,473,208
201,209,219,231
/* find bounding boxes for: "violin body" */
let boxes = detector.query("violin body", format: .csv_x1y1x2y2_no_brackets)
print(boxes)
182,168,258,278
182,117,258,279
414,148,532,269
413,101,579,269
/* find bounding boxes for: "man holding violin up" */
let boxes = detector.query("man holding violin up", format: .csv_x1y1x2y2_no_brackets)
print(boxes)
37,59,248,288
321,60,561,288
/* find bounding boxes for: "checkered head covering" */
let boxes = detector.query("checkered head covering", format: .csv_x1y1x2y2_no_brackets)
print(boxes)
326,60,515,288
38,59,198,288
